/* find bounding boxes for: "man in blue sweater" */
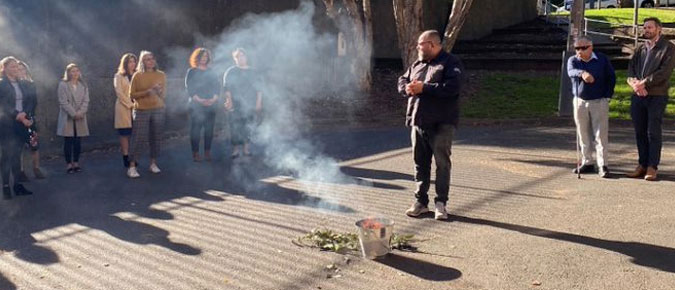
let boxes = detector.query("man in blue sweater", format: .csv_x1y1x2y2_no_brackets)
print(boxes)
567,36,616,178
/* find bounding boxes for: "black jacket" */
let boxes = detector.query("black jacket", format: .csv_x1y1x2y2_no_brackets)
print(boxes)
397,50,463,128
0,78,37,136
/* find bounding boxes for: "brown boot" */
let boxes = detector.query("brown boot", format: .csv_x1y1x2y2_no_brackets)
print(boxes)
626,165,646,178
644,167,658,181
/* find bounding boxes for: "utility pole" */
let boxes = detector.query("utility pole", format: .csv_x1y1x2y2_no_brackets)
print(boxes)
558,0,586,116
634,0,639,48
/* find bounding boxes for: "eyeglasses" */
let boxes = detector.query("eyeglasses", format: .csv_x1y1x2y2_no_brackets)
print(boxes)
574,45,591,51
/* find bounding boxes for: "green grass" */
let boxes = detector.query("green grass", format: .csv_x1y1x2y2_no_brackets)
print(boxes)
586,8,675,24
462,73,559,119
464,71,675,119
610,70,675,119
554,8,675,24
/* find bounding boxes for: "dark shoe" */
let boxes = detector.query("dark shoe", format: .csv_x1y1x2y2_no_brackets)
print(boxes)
18,171,29,182
73,166,82,173
573,164,595,174
67,168,75,174
33,168,45,179
231,152,240,159
626,165,647,178
2,185,11,200
599,166,609,178
123,155,130,168
13,184,33,196
644,166,658,181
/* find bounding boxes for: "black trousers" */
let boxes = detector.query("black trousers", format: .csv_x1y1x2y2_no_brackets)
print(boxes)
190,106,216,153
1,132,23,186
411,124,455,205
630,95,668,169
64,121,81,164
230,113,255,146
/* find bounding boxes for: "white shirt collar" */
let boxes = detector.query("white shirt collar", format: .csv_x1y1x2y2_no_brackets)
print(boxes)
647,35,661,50
576,52,598,62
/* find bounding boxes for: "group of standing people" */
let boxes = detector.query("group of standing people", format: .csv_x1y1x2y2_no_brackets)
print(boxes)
397,17,674,221
568,17,675,181
0,46,262,200
113,47,262,179
0,57,39,199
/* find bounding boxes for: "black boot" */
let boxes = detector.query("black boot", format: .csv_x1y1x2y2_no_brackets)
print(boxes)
2,185,11,200
123,155,130,168
14,184,33,196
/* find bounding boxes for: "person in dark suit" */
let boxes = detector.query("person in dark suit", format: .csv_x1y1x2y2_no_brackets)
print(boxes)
0,56,34,199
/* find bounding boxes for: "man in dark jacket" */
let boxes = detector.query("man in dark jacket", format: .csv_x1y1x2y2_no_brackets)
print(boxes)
0,56,35,199
625,17,675,181
397,30,463,220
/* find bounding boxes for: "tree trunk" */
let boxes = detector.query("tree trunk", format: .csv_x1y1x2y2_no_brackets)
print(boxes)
442,0,475,53
392,0,424,68
655,0,661,7
323,0,373,92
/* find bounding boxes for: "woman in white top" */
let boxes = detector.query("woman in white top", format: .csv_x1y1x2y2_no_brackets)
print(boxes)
56,63,90,174
113,53,137,168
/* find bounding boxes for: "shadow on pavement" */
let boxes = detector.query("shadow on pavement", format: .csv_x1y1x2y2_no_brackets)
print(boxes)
0,272,16,290
453,215,675,273
340,166,411,181
222,158,356,213
88,216,201,255
375,253,462,281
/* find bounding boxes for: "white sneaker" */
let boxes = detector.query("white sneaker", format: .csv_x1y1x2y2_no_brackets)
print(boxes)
434,202,448,220
405,202,430,217
127,167,140,178
149,163,161,174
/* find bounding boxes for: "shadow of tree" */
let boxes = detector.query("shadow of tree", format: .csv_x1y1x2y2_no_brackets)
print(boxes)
0,271,16,290
219,157,356,213
453,215,675,273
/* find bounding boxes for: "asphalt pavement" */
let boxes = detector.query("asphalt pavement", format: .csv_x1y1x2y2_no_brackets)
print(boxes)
1,123,675,290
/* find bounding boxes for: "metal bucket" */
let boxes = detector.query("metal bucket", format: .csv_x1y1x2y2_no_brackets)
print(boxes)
355,218,394,259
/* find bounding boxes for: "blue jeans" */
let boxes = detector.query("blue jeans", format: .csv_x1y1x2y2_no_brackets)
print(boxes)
411,124,455,205
630,95,668,169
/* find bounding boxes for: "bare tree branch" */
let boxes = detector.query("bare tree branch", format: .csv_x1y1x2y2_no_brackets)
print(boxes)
442,0,474,53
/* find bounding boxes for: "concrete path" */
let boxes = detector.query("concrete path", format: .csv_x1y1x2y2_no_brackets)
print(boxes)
1,123,674,290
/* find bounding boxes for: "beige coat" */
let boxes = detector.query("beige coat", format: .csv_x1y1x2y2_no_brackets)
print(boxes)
56,81,90,137
114,73,134,128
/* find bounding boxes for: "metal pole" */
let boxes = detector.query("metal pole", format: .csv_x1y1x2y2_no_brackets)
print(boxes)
559,0,586,116
575,97,581,179
634,0,639,48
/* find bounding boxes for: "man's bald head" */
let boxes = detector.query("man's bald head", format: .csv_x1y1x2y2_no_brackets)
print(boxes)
419,30,442,45
417,30,443,61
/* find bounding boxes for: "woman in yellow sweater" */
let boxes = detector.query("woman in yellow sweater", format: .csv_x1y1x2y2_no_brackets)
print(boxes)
127,51,166,178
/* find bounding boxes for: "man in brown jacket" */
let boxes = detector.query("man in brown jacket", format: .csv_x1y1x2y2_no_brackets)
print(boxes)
626,17,675,181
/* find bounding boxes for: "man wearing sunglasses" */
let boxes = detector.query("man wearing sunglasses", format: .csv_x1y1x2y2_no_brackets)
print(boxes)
626,17,675,181
398,30,463,220
567,36,616,178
